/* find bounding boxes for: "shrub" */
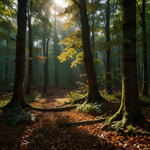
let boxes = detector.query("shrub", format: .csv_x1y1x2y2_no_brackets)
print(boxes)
5,108,36,126
76,103,104,115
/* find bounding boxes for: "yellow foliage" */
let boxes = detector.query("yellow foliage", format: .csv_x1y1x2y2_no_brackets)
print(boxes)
34,56,47,63
58,29,82,66
71,51,84,68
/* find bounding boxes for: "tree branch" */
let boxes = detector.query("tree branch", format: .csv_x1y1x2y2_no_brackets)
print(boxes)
3,0,17,13
72,0,80,8
136,0,142,16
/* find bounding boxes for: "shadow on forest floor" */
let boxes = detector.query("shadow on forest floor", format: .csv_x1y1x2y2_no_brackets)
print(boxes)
0,88,150,149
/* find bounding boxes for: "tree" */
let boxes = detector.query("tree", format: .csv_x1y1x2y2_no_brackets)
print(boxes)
105,0,112,94
5,0,28,108
109,0,145,127
26,0,33,94
137,0,149,95
72,0,106,103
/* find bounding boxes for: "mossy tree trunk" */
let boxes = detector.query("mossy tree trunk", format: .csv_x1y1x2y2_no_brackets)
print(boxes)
5,0,27,108
73,0,105,103
110,0,145,127
105,0,112,95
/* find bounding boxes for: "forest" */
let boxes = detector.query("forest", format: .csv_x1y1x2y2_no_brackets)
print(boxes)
0,0,150,149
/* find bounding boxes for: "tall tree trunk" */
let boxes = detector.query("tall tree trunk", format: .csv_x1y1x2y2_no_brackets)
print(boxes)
105,0,112,94
110,0,145,127
6,0,27,108
43,25,48,93
26,0,33,94
78,0,105,103
141,0,148,95
54,13,59,88
5,40,9,90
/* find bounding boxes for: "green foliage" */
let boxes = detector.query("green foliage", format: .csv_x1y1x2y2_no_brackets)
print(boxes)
111,120,124,131
5,108,36,126
100,90,122,101
65,91,85,103
25,92,42,103
0,92,12,107
76,103,104,115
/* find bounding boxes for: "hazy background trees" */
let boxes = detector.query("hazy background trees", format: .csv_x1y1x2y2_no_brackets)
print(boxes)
0,0,149,95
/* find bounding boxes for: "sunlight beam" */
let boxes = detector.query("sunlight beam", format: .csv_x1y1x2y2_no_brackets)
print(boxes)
53,0,68,8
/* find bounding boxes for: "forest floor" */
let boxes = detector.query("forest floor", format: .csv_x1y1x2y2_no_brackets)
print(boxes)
0,88,150,150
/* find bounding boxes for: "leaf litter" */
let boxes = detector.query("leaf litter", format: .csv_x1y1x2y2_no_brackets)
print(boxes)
0,89,150,150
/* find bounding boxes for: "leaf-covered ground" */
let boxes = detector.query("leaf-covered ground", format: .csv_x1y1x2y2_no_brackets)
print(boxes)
0,88,150,150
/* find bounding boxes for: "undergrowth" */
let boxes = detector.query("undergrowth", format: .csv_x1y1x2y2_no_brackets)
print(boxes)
4,108,36,126
76,103,105,115
0,92,12,107
25,92,42,103
64,91,85,103
100,90,122,101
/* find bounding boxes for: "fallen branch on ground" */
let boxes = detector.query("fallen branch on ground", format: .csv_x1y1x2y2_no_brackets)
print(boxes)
58,118,106,127
31,104,78,112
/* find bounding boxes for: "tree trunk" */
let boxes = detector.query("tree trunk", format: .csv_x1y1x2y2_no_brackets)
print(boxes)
141,0,148,95
5,40,9,90
110,0,145,127
26,0,33,94
105,0,112,94
43,25,48,93
78,0,105,103
54,12,59,88
6,0,27,108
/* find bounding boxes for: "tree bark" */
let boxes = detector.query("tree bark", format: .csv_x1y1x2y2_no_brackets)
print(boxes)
26,0,33,94
110,0,145,127
54,12,59,88
105,0,112,94
43,24,48,93
6,0,27,108
141,0,148,95
78,0,105,103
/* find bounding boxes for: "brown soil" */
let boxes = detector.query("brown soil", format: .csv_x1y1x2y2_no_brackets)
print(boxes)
0,88,150,150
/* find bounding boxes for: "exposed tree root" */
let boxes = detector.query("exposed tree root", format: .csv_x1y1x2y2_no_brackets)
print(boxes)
58,118,106,127
2,101,79,112
30,104,78,112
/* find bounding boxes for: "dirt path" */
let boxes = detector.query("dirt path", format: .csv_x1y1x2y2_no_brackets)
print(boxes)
30,88,71,108
0,88,150,150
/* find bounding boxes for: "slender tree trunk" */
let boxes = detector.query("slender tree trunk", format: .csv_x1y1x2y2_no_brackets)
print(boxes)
26,0,33,94
54,13,59,88
110,0,145,127
5,40,9,90
6,0,27,108
46,38,49,86
141,0,148,95
78,0,105,103
43,25,48,93
105,0,112,94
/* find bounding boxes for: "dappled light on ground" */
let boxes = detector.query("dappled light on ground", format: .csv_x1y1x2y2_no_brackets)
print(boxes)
0,88,150,149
